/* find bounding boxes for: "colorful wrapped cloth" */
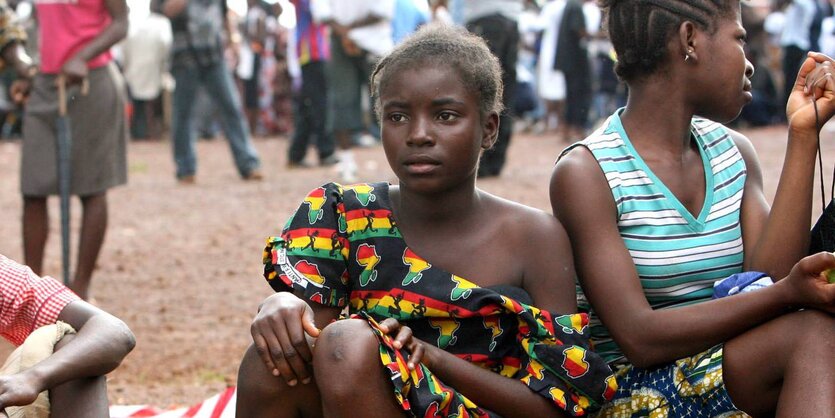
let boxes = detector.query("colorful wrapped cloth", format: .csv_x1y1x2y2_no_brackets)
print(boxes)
265,182,616,416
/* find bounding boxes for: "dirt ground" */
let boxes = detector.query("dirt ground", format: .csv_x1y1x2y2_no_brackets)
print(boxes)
0,123,832,408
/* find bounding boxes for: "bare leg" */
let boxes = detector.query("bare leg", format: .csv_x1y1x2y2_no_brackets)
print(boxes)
724,309,835,417
48,334,110,418
237,344,324,418
22,196,49,275
73,193,108,300
313,319,407,418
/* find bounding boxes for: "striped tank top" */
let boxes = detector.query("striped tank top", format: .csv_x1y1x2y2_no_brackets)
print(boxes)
561,111,746,365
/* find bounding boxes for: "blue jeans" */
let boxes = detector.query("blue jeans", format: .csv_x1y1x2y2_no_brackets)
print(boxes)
171,61,260,178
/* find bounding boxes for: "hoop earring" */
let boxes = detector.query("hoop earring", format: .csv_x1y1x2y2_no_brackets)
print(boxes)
684,54,690,62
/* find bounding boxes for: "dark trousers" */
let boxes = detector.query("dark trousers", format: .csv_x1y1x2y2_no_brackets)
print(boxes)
564,65,592,128
289,61,334,163
467,13,519,177
130,97,150,139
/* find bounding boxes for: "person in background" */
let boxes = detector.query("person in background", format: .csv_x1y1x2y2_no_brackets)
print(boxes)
118,9,172,140
265,1,293,136
238,0,267,136
0,254,135,417
20,0,129,300
236,25,616,417
537,0,567,136
461,0,521,178
286,0,336,168
153,0,263,184
553,0,592,142
776,0,817,114
317,0,395,183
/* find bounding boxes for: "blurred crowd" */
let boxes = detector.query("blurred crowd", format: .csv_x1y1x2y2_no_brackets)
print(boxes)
1,0,834,176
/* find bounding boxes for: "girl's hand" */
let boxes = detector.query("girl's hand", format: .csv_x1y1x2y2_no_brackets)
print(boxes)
787,52,835,133
59,55,88,87
250,292,320,386
0,372,43,410
780,252,835,312
378,318,434,370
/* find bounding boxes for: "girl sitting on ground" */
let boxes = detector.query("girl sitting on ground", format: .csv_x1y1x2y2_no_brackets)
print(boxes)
236,25,615,418
551,0,835,416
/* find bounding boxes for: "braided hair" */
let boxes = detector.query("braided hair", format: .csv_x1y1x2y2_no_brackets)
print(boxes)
370,24,504,121
600,0,738,81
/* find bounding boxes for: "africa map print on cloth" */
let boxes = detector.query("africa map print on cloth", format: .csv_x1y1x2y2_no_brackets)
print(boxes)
263,182,616,417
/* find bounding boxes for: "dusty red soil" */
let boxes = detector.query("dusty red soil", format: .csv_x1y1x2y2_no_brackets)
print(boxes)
0,124,832,408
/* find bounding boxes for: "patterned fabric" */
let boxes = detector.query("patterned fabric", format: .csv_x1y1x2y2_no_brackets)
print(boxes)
0,0,25,71
264,182,617,416
0,254,80,346
290,0,330,65
560,110,747,366
597,346,749,418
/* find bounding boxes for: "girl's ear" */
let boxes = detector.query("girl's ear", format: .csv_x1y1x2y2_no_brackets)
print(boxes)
678,21,698,63
481,111,499,149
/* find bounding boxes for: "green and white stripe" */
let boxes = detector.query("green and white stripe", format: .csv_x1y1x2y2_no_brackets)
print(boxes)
563,111,746,365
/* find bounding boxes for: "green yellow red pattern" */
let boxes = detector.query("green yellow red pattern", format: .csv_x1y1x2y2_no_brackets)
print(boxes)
264,183,615,416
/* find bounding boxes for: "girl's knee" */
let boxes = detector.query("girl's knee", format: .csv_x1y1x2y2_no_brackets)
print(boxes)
314,319,378,366
791,309,835,347
313,319,380,389
237,344,322,416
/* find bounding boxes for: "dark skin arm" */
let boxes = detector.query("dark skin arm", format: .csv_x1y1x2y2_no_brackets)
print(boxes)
250,291,342,386
383,207,577,418
157,0,186,19
2,42,35,103
742,53,835,278
59,0,128,85
551,147,835,368
323,12,385,40
0,301,135,408
1,43,33,79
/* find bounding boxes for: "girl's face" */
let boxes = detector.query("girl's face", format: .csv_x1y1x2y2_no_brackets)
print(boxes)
692,7,754,122
379,64,498,193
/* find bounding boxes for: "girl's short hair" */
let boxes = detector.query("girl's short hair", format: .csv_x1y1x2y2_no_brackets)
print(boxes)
371,24,504,120
600,0,738,82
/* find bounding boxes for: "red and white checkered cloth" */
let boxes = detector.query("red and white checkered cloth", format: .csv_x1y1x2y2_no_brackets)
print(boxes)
0,254,79,346
110,387,237,418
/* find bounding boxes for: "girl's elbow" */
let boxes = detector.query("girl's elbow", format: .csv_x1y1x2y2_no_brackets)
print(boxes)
617,338,662,369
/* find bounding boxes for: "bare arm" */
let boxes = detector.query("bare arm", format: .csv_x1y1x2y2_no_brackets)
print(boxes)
1,43,34,78
550,147,835,368
322,11,385,39
419,344,570,418
385,208,579,417
743,53,835,278
158,0,187,18
30,301,135,388
0,301,134,408
520,208,577,314
59,0,128,83
250,291,342,386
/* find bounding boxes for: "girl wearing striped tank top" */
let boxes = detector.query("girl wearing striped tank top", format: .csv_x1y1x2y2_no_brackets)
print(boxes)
551,1,835,417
